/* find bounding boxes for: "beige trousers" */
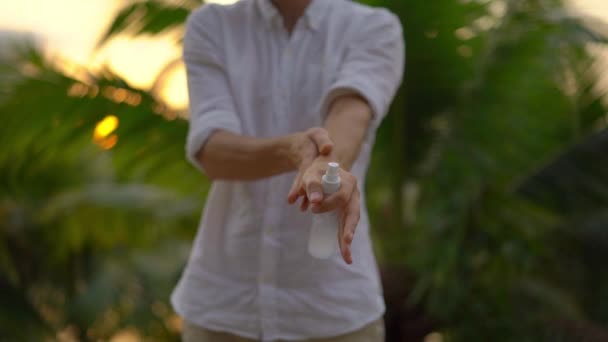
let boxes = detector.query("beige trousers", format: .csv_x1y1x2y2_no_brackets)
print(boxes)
182,318,384,342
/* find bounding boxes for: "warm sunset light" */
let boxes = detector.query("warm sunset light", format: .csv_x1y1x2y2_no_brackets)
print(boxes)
0,0,244,111
159,63,188,110
94,115,119,139
94,114,119,149
0,0,604,111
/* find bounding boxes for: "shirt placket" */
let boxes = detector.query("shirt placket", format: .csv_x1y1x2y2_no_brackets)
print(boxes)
276,27,293,127
258,205,280,341
258,23,297,342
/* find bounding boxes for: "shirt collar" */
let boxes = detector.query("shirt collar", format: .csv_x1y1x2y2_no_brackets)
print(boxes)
256,0,326,31
305,0,325,31
256,0,281,28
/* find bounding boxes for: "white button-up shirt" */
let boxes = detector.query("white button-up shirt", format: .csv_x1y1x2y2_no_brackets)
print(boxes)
171,0,405,341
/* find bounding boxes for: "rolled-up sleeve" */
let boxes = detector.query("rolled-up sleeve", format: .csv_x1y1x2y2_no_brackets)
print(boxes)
183,6,242,173
321,9,405,129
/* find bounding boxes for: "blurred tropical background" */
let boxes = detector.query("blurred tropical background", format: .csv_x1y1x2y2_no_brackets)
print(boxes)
1,0,608,341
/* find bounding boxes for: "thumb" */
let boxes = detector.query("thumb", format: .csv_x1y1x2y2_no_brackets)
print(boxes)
309,129,333,156
306,178,324,204
287,172,303,204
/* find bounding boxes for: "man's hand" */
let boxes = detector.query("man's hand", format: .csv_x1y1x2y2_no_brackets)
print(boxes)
288,128,334,173
287,95,372,265
287,158,360,265
286,128,333,204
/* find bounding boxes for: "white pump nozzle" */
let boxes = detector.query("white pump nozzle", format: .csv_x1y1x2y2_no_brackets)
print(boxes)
321,162,341,195
325,162,340,182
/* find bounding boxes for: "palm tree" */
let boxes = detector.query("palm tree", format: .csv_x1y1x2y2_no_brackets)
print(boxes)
378,0,608,340
0,39,206,340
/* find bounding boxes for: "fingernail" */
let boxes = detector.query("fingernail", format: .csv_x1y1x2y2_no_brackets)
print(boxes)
309,192,322,202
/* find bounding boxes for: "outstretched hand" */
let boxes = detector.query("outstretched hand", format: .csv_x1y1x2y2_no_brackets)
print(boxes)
287,158,360,265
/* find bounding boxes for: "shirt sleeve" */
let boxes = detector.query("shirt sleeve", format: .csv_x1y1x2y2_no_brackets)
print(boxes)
320,9,405,130
183,6,242,173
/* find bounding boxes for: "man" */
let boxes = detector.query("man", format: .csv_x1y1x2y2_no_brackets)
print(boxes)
171,0,404,341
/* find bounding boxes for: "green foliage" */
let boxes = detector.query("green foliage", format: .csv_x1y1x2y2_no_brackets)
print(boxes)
365,0,608,340
98,0,205,46
0,41,206,340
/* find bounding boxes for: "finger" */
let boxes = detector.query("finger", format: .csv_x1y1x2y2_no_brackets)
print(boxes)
287,172,303,204
300,196,310,212
309,128,333,155
338,220,352,265
342,189,360,244
305,177,324,204
341,243,352,265
337,215,352,264
312,174,355,213
340,190,360,264
312,182,354,213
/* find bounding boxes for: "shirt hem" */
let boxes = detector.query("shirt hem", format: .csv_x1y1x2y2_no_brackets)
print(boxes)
173,301,260,340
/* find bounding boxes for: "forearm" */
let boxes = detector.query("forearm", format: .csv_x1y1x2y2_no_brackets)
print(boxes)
294,95,371,264
319,95,372,170
196,130,297,180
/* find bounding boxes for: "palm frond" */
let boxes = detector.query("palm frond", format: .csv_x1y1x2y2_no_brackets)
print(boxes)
0,42,204,339
97,0,204,47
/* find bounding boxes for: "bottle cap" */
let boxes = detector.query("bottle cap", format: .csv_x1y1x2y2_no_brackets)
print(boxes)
325,162,340,182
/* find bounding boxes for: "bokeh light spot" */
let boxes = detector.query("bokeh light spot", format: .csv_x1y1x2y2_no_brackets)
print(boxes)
94,115,119,149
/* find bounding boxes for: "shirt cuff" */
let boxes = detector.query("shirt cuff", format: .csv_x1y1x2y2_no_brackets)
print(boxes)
186,110,242,173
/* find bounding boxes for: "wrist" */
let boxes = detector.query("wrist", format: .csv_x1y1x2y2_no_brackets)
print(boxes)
276,133,302,170
314,153,337,166
314,152,353,171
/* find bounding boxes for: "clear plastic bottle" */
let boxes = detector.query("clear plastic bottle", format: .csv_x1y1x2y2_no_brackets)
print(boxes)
308,162,341,259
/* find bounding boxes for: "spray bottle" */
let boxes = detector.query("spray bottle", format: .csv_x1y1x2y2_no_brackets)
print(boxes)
308,162,341,259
